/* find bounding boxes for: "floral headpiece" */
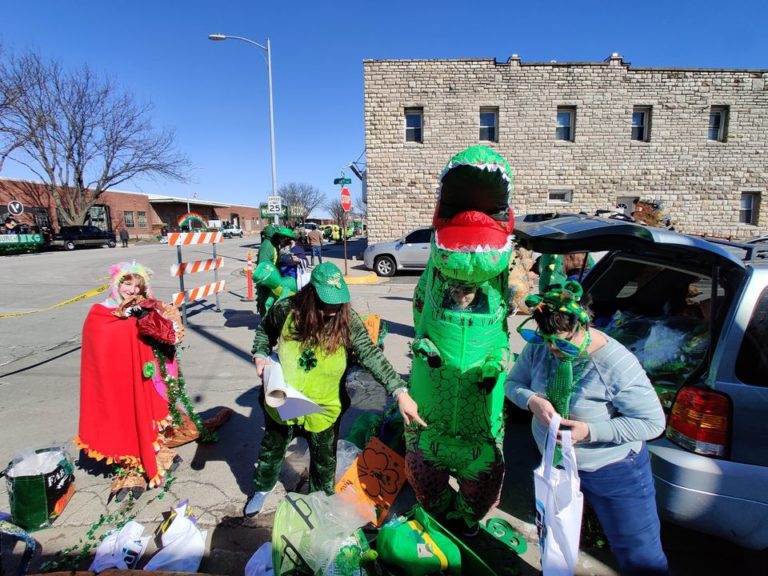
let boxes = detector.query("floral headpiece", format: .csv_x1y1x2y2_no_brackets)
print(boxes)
106,260,154,305
525,280,590,324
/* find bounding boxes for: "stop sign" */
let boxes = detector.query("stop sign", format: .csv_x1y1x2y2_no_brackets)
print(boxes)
340,187,352,212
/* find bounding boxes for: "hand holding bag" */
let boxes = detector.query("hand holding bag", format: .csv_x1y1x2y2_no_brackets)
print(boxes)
533,415,584,575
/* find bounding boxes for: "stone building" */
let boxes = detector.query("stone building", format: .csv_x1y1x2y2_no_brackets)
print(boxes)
363,53,768,243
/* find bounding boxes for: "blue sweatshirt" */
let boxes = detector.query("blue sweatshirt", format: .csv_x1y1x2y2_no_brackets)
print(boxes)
505,333,665,472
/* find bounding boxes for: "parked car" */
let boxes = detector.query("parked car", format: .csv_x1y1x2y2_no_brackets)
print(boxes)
363,226,432,277
221,224,243,239
514,214,768,550
50,225,117,250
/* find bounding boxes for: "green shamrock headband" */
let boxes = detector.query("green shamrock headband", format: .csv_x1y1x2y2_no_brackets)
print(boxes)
525,280,590,324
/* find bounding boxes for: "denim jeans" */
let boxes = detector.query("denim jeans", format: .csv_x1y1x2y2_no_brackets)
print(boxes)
310,245,322,266
579,444,669,575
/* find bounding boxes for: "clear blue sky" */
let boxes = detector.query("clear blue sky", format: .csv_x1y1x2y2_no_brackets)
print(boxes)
2,0,766,217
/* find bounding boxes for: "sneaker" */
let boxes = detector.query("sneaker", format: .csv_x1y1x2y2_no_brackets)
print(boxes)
243,490,270,517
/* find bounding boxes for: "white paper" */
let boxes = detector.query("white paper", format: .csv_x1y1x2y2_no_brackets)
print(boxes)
262,358,324,420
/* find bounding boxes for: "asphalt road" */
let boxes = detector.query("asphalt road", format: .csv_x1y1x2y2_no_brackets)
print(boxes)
0,238,765,575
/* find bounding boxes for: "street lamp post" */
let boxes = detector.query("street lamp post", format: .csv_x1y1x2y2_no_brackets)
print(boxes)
208,33,279,225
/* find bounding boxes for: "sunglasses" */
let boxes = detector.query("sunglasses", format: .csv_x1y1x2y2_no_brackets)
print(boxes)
516,317,587,358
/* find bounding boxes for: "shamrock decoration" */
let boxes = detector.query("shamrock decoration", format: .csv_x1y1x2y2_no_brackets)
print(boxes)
326,272,343,289
298,348,318,372
142,361,155,378
525,280,590,324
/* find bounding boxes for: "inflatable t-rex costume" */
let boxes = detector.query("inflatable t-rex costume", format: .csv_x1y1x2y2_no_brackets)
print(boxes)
408,145,515,531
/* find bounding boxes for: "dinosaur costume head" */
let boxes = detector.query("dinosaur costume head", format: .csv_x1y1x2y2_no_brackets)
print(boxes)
431,146,515,284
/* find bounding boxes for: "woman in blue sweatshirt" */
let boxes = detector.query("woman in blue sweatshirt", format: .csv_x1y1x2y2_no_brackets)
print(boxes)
505,281,669,575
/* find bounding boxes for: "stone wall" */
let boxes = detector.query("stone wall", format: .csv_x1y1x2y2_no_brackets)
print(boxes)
363,55,768,243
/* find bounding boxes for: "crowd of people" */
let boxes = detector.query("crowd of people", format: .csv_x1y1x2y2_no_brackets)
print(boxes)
76,146,669,575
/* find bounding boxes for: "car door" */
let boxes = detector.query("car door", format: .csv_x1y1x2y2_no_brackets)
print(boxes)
398,228,432,268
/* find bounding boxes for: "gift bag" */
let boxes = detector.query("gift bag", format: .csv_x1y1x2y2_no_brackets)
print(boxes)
1,447,75,532
533,415,583,575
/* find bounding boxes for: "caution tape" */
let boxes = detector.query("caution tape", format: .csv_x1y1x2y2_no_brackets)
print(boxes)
0,284,109,319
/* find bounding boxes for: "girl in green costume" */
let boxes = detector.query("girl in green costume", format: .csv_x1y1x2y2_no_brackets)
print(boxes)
245,262,425,516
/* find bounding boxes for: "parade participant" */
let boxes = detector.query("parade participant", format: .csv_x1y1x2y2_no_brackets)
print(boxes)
256,225,297,317
409,145,515,535
505,281,669,575
245,262,424,516
76,261,185,501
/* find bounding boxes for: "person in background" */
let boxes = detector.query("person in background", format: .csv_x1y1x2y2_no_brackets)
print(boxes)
119,227,130,248
244,262,425,516
306,226,324,267
505,281,668,575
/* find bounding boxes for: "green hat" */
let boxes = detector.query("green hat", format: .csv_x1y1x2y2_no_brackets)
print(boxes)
275,226,296,240
310,262,350,304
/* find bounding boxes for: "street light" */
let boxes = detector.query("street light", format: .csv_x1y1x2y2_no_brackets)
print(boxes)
208,33,279,225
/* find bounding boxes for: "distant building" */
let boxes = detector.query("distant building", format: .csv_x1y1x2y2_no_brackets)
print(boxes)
0,178,264,237
363,53,768,243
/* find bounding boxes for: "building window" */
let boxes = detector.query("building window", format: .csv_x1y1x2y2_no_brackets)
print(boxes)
632,106,652,142
556,107,575,141
708,106,729,142
124,211,135,228
740,192,760,225
137,211,147,228
405,107,423,143
548,188,573,204
479,107,498,142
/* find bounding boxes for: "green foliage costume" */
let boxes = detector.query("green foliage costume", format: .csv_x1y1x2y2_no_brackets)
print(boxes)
408,146,515,530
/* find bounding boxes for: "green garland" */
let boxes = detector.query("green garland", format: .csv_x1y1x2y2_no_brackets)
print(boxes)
152,346,218,443
39,469,177,573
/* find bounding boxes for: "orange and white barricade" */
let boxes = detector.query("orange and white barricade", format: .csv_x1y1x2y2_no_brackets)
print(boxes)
169,232,225,324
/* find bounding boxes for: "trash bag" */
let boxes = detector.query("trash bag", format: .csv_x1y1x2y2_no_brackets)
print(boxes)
89,520,149,572
1,446,75,531
144,500,207,572
335,440,362,483
272,491,374,575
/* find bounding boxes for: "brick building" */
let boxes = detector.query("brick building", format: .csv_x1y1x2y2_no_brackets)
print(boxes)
363,53,768,243
0,178,264,238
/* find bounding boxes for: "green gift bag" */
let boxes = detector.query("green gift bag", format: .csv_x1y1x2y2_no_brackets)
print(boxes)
1,447,75,532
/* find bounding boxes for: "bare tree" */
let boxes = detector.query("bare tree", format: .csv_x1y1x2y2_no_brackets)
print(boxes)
325,198,346,227
278,182,325,226
0,50,190,226
353,192,367,217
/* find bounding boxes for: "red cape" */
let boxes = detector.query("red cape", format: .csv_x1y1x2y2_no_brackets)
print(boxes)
76,303,169,482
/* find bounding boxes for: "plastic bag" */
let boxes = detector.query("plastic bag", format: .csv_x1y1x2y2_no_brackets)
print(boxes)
144,500,207,572
89,520,149,572
272,490,374,575
245,542,274,576
335,439,362,483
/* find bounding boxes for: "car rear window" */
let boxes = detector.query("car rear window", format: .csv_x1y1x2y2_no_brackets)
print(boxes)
735,285,768,387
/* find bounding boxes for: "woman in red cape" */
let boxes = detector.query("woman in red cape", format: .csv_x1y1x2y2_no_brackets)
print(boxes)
75,261,180,500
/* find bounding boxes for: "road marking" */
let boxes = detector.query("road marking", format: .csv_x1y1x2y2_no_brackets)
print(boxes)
0,284,109,319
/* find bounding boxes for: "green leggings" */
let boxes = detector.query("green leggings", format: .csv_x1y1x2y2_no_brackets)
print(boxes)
252,409,341,496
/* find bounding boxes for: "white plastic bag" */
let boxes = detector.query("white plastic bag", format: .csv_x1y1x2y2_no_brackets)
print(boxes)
533,415,584,575
245,542,274,576
335,439,362,483
89,520,149,572
144,501,208,572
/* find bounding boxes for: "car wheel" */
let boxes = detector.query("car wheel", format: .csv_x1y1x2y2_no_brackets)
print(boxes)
239,232,243,238
374,255,396,277
65,241,76,251
107,240,116,248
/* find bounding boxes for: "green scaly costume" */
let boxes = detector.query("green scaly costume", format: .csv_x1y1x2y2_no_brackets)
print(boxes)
408,146,515,530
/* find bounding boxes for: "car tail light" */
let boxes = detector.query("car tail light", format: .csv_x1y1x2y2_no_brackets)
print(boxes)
666,386,731,458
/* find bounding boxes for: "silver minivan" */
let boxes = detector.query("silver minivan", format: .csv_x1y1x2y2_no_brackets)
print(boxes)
515,214,768,550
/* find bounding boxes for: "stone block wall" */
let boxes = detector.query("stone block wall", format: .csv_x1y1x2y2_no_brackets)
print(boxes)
363,56,768,243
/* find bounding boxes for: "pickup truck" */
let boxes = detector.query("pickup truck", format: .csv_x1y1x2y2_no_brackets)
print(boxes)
515,214,768,550
50,225,117,250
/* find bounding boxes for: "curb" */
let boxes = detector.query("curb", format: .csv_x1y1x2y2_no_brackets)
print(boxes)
344,272,380,285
